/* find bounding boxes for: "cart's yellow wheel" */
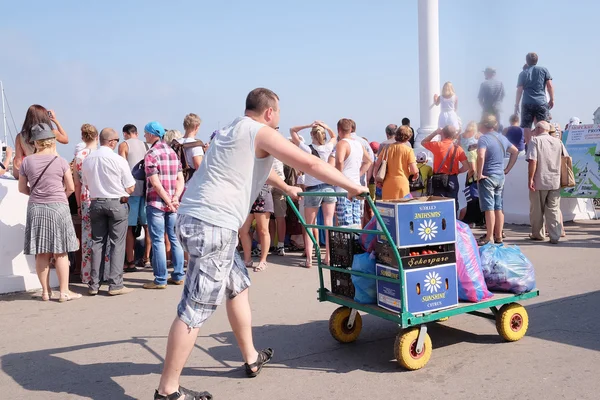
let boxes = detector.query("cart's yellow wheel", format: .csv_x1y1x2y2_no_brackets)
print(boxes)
496,303,529,342
394,328,432,370
328,307,362,343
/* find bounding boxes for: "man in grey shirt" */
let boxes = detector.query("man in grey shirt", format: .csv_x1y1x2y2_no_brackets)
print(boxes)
478,67,505,125
526,121,565,244
515,52,555,145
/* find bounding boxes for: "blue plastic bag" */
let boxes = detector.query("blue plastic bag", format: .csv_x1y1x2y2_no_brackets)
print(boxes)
455,221,492,302
351,252,377,304
479,244,536,294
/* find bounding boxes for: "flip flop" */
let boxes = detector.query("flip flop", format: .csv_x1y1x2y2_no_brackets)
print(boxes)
254,261,268,272
529,235,545,241
59,291,82,303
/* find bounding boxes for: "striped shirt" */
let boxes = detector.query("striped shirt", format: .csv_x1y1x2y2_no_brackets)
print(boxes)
144,141,182,211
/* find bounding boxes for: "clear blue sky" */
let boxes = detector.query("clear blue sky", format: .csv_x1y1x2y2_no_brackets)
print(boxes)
1,0,597,158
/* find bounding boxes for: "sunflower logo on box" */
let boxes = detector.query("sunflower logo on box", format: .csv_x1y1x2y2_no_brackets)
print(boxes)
424,271,442,293
418,219,438,241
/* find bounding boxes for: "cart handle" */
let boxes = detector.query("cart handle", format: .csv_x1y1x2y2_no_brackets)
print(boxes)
286,190,406,310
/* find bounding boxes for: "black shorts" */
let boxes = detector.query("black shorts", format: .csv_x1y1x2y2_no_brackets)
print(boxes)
520,103,549,129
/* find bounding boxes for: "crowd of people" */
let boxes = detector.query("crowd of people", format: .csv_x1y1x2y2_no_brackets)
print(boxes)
2,50,580,399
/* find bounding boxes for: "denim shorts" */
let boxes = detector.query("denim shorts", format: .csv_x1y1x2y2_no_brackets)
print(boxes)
175,214,251,329
478,174,505,212
304,184,337,208
127,196,147,226
520,103,549,129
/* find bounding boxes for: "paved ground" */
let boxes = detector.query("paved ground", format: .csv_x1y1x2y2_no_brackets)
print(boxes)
1,221,599,400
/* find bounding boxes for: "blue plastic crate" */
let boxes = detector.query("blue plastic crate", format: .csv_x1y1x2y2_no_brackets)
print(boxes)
376,197,457,248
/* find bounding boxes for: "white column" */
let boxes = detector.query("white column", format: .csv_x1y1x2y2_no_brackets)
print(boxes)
415,0,441,148
1,81,7,147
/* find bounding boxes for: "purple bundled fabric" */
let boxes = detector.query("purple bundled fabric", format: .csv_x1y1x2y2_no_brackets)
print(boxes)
359,216,378,252
456,221,493,302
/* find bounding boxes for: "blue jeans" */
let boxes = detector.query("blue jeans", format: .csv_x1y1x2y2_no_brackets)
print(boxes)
478,174,505,212
146,205,185,285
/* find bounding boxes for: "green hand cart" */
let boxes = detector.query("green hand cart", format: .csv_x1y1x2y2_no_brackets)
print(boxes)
287,192,539,370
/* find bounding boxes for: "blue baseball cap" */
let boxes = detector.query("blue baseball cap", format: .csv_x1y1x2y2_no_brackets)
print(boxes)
144,121,165,138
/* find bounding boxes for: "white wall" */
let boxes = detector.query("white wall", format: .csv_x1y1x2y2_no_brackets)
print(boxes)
455,155,597,224
0,178,58,294
0,155,596,294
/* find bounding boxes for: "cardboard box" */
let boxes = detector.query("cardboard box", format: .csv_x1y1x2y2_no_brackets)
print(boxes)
376,197,457,248
376,263,459,314
376,264,402,313
375,241,456,269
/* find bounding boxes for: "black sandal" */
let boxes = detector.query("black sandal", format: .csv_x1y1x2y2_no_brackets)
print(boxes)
477,238,491,246
123,261,138,273
154,386,212,400
244,348,274,378
288,243,304,252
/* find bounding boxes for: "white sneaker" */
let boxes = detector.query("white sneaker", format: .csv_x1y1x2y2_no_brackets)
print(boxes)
277,246,285,256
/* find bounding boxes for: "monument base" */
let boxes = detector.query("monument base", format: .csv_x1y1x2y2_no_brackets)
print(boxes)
414,126,438,150
0,179,59,295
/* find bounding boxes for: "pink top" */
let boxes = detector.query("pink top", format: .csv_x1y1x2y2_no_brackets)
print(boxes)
19,154,70,204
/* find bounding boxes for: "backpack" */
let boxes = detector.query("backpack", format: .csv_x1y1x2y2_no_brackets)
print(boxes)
171,139,204,182
131,142,151,181
284,164,298,186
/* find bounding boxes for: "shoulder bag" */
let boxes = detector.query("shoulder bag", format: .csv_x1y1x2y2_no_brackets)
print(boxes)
375,146,389,184
427,145,458,194
308,144,321,159
489,133,506,158
30,156,59,193
560,144,576,188
409,164,425,191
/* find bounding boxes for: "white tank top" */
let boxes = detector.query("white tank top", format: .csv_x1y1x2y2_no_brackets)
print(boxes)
178,116,273,231
441,95,456,112
336,138,363,192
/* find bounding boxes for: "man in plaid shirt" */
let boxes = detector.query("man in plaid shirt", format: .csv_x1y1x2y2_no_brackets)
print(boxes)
143,121,186,289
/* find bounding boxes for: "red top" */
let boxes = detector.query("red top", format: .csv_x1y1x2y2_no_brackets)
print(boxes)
423,139,467,175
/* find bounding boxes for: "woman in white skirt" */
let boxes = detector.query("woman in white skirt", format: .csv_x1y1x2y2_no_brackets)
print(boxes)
18,123,81,302
434,81,461,131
